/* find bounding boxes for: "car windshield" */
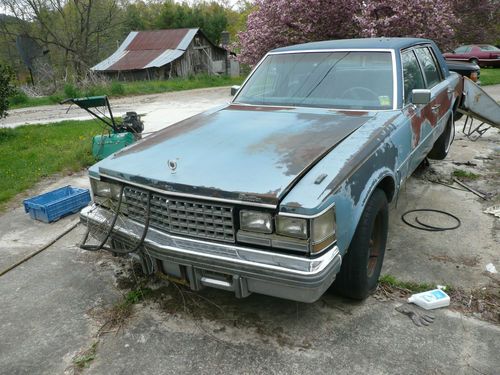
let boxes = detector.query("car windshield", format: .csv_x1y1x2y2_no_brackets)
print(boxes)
234,51,394,110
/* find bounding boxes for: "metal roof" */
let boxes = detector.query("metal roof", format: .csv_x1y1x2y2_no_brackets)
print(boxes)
92,28,202,72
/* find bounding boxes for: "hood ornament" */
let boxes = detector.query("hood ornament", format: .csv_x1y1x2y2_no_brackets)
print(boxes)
168,159,177,173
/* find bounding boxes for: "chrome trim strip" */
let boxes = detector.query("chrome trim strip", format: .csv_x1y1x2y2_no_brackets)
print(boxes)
279,202,335,219
232,48,398,111
81,205,340,276
98,173,278,209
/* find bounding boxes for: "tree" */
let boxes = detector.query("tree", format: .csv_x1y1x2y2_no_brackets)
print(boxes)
156,1,229,44
237,0,361,65
0,0,124,77
451,0,499,45
0,63,15,118
356,0,458,51
237,0,461,66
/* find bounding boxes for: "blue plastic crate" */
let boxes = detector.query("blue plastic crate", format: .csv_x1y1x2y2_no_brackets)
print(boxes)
23,185,91,223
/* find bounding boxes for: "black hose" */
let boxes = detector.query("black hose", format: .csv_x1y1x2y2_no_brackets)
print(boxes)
109,190,151,254
401,209,461,232
80,185,152,254
80,185,125,251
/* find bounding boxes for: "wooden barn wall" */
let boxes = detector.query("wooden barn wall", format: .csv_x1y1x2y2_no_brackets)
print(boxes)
99,32,228,80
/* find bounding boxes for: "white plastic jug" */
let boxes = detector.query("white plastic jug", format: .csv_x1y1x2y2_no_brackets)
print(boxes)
408,289,450,310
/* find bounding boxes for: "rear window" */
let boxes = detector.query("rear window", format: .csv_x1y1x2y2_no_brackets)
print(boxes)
414,48,442,88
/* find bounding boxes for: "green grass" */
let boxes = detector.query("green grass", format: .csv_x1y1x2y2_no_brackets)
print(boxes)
452,169,480,180
378,274,440,293
0,119,103,209
480,68,500,86
73,342,98,369
10,74,245,109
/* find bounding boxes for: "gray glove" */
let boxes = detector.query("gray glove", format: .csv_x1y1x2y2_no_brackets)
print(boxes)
395,304,435,327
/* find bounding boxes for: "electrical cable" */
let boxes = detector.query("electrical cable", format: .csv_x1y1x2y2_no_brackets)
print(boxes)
401,209,461,232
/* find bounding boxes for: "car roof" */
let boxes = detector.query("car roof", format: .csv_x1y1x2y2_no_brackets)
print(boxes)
271,37,433,53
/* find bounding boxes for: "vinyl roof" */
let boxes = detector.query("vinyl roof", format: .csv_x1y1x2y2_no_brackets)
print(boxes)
271,38,432,53
92,28,224,72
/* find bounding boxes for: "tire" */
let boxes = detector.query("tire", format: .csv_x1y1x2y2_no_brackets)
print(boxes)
428,115,455,160
332,188,388,300
469,58,479,65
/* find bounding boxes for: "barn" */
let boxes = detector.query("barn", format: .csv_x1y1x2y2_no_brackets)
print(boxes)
91,28,237,80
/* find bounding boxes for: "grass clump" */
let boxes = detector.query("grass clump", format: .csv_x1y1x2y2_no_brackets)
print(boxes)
0,119,103,209
378,274,437,294
73,341,98,369
452,169,480,180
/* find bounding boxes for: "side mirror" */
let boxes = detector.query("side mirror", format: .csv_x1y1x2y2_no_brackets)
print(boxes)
412,89,431,105
230,85,240,96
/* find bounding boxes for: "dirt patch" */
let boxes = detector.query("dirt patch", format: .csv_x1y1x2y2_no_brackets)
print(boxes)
429,254,481,267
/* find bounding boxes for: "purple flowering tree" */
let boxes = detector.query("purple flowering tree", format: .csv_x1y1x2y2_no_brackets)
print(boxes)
356,0,458,51
237,0,361,65
237,0,462,65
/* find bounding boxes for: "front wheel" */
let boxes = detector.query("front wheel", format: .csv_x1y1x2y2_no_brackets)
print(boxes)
332,188,388,300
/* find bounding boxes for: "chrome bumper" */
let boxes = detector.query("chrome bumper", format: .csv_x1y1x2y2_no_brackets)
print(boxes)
80,205,342,303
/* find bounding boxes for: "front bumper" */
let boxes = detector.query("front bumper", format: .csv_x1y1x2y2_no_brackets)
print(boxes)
80,205,342,303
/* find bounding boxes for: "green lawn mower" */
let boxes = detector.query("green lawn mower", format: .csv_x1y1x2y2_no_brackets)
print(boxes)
61,96,144,160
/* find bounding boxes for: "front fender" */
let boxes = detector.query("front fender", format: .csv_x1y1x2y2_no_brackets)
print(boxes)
333,166,396,255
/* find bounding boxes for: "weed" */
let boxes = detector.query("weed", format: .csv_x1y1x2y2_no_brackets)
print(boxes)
452,169,480,180
64,83,80,98
73,341,98,369
110,81,125,96
378,274,437,294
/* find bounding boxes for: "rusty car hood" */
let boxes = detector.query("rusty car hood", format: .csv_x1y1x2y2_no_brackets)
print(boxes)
94,105,373,206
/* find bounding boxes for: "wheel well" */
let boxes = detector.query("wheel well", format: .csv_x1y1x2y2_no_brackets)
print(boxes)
377,176,396,203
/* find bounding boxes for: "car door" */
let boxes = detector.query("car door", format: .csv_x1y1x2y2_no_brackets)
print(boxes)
407,46,448,172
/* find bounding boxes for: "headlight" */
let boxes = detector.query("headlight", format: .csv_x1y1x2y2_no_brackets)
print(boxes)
276,216,308,239
90,179,122,200
240,210,272,233
311,207,336,253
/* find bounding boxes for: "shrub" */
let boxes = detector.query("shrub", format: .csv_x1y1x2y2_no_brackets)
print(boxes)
110,82,125,96
63,83,80,99
0,64,16,118
9,90,29,105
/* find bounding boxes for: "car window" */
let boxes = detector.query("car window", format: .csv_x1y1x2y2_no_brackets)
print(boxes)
235,51,394,110
414,47,441,88
479,45,500,51
455,46,468,53
401,50,425,104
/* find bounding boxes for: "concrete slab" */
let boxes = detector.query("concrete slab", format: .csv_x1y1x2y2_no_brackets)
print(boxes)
0,225,121,375
384,125,500,289
0,172,90,272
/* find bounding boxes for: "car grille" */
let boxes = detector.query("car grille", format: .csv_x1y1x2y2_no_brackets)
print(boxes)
123,186,235,243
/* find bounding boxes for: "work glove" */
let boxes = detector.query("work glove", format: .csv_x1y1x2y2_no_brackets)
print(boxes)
395,303,435,327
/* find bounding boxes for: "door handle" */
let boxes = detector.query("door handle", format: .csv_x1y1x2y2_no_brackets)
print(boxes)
432,104,441,113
